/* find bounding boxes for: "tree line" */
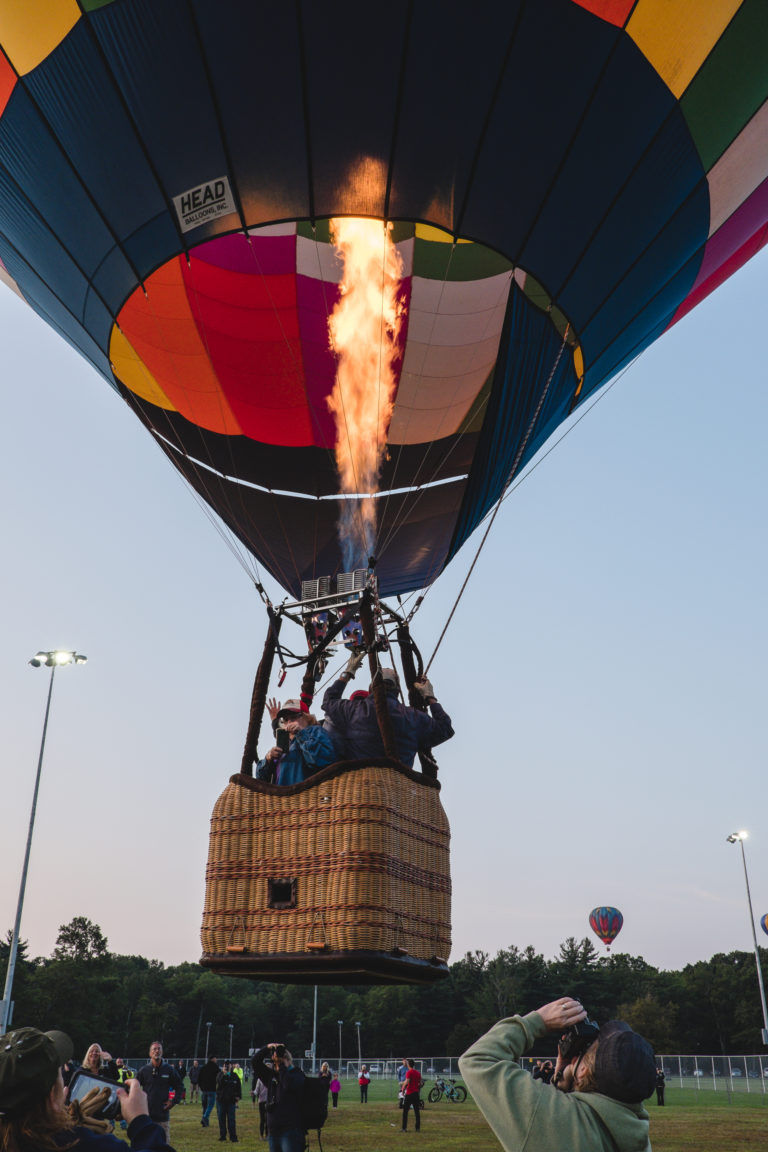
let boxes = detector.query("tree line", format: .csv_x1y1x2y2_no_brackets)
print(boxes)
2,917,766,1060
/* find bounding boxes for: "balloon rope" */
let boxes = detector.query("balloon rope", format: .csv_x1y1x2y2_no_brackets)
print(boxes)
425,324,570,675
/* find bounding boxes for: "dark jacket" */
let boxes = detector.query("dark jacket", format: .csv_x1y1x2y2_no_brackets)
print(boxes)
57,1116,172,1152
135,1061,184,1123
216,1069,242,1105
188,1063,201,1085
251,1048,305,1135
322,679,454,767
197,1059,220,1093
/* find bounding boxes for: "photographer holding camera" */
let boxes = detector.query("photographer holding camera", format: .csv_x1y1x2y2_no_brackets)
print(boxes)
459,997,656,1152
250,1044,305,1152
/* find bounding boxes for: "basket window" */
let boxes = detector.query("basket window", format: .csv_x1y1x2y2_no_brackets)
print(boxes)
268,879,297,909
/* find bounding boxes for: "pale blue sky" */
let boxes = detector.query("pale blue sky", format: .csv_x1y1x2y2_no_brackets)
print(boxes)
1,248,766,980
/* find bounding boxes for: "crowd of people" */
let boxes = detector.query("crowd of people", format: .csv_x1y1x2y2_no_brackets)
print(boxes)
1,1003,661,1152
255,655,454,786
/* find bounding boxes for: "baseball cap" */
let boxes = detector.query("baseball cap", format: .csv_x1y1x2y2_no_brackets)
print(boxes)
593,1021,656,1103
276,699,304,720
0,1027,73,1115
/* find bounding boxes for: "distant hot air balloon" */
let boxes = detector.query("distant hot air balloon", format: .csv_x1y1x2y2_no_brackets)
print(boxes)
589,906,624,950
760,914,768,937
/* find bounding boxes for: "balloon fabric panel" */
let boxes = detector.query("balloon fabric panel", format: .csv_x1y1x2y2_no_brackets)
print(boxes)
0,2,767,597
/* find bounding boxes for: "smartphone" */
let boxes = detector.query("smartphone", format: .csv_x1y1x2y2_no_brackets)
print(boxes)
67,1070,123,1121
276,728,290,752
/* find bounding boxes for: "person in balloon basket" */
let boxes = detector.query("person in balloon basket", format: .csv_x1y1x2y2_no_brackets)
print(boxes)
322,655,454,767
400,1060,422,1131
251,1044,305,1152
459,997,656,1152
256,699,336,786
0,1025,174,1152
215,1060,241,1142
135,1042,183,1141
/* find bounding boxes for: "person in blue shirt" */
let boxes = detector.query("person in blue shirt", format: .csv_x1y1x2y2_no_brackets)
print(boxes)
257,700,336,786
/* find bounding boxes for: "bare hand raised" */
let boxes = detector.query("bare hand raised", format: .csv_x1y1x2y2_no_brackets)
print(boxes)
536,997,587,1033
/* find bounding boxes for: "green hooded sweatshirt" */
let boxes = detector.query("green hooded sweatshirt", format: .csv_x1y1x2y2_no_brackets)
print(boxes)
459,1012,652,1152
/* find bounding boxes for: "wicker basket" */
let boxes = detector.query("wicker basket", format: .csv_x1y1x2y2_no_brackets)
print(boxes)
200,759,451,984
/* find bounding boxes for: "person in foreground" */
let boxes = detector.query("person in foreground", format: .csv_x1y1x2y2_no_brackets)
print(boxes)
459,996,656,1152
250,1044,305,1152
0,1025,173,1152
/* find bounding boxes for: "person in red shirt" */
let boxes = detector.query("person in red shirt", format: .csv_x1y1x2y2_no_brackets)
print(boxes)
401,1060,422,1132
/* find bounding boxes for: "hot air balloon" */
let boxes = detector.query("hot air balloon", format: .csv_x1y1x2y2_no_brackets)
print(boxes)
589,907,624,950
1,1,767,982
760,915,768,937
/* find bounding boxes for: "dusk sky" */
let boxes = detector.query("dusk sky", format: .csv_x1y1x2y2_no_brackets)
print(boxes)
1,245,766,986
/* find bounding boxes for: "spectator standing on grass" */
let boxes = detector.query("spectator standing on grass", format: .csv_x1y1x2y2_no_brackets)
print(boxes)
401,1060,422,1132
251,1043,306,1152
188,1059,200,1103
358,1064,370,1103
254,1076,269,1137
330,1073,341,1108
655,1067,665,1106
135,1041,183,1141
197,1054,219,1128
215,1059,241,1142
397,1057,408,1107
459,996,656,1152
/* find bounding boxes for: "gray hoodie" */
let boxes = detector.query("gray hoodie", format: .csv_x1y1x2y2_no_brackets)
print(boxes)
459,1012,652,1152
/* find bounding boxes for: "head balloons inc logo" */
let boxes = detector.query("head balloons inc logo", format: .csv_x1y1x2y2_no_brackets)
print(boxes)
173,175,236,233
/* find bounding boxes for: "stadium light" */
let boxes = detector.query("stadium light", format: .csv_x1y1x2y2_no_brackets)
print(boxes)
0,651,87,1036
726,830,768,1045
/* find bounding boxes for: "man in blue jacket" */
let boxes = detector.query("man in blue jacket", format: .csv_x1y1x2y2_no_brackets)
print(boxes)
136,1042,183,1141
322,660,453,768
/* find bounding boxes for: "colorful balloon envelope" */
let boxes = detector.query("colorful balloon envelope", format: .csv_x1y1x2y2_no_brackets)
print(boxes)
589,906,624,949
761,914,768,937
0,2,767,596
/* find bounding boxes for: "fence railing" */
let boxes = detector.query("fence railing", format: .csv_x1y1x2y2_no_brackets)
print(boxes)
120,1053,768,1092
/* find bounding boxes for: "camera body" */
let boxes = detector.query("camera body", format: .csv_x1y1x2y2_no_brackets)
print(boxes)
275,729,290,753
558,1017,600,1062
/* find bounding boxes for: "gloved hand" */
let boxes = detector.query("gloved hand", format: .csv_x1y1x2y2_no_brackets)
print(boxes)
67,1086,113,1134
412,676,435,702
344,649,365,679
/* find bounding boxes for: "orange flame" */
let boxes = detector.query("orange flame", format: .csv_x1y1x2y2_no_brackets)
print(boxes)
327,217,404,569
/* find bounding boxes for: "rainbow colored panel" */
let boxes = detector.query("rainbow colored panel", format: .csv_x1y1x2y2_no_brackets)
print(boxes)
0,0,765,595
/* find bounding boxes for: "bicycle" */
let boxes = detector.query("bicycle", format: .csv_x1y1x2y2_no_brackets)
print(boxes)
427,1076,467,1103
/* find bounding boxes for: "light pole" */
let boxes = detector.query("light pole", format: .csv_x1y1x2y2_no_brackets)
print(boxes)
355,1021,362,1071
228,1023,234,1060
205,1021,213,1059
0,650,87,1037
337,1020,343,1075
727,831,768,1045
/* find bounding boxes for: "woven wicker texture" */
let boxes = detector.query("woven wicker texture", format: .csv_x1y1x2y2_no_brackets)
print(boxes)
202,763,451,961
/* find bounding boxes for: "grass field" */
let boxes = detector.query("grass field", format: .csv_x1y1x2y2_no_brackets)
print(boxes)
153,1079,767,1152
